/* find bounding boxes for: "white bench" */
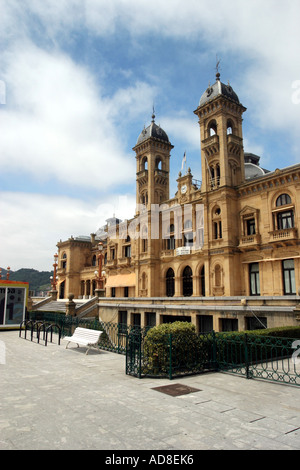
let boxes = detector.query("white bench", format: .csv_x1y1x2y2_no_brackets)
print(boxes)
63,327,103,355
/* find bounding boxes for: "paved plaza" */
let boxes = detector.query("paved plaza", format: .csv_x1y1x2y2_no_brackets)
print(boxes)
1,329,300,451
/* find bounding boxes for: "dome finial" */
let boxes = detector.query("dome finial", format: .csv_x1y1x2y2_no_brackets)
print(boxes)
216,55,221,81
152,104,155,122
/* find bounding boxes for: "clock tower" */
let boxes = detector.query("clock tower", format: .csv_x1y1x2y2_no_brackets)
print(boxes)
133,112,173,213
194,72,247,193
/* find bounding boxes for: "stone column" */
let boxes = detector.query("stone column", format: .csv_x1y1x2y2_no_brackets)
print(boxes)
66,293,76,316
50,290,58,301
95,288,105,298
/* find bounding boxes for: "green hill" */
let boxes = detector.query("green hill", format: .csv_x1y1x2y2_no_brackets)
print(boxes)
0,268,53,293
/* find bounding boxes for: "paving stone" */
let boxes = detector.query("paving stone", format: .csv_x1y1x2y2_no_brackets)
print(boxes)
1,330,300,451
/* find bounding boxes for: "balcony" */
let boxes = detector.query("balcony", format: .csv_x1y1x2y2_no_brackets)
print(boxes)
269,228,298,246
161,249,175,259
136,170,148,186
238,234,261,252
154,169,168,185
118,257,132,267
106,259,117,268
227,134,243,156
201,134,219,156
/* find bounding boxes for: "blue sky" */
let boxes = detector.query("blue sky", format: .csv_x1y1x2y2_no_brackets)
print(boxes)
1,0,300,270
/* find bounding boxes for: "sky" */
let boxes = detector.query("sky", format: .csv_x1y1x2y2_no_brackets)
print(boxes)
1,0,300,271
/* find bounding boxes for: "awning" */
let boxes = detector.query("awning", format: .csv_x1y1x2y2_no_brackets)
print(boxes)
105,273,136,288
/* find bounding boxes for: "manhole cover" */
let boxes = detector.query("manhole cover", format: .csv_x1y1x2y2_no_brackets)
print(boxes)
152,383,201,397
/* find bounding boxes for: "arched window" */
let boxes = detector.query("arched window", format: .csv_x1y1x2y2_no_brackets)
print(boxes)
209,164,220,188
142,272,148,291
59,281,65,299
275,194,294,230
61,253,67,269
182,266,193,297
200,266,205,296
183,220,193,247
141,191,148,206
216,164,220,184
282,259,296,295
166,268,175,297
92,254,97,267
166,224,175,250
209,121,217,137
184,219,192,229
276,194,291,206
227,119,234,135
141,226,148,252
213,207,222,239
142,157,148,171
155,157,162,170
214,264,221,287
249,263,260,295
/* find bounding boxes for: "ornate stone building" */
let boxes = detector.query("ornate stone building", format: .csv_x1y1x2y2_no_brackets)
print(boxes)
56,72,300,332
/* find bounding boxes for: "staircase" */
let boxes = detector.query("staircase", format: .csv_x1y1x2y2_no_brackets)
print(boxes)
32,297,98,317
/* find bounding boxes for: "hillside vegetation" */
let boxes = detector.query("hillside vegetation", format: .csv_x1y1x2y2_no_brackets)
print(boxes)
0,268,52,293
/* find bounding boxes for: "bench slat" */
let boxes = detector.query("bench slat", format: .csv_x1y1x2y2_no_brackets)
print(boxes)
63,327,103,354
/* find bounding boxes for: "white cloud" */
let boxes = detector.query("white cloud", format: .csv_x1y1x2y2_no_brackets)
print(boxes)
3,1,300,148
0,191,136,271
0,43,141,189
162,115,199,150
1,0,299,271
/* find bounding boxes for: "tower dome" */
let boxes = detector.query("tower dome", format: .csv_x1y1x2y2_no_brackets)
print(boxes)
136,112,169,145
199,72,240,107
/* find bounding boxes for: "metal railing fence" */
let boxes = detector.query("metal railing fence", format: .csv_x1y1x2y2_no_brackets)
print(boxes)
26,312,300,385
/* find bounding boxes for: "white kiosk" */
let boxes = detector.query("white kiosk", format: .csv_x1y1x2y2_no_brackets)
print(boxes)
0,280,29,329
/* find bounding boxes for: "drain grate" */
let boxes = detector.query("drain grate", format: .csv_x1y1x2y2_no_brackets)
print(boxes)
152,383,201,397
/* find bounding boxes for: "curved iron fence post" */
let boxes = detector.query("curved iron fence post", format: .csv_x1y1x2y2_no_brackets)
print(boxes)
19,320,27,338
212,330,217,370
125,332,129,374
169,333,173,380
45,324,61,346
244,333,251,379
138,331,142,379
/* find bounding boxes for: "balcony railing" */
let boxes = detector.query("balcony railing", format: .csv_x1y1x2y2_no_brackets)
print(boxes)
239,233,261,248
270,227,298,243
201,134,219,155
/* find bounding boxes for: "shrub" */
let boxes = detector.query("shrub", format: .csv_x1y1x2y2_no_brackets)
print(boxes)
143,322,211,376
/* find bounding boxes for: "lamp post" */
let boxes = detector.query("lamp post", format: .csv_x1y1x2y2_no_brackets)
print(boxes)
94,242,105,298
50,253,58,300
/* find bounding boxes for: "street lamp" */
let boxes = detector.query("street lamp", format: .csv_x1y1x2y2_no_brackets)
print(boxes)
50,254,58,290
95,242,104,290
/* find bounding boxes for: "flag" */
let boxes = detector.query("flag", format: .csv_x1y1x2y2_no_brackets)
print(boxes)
181,151,186,171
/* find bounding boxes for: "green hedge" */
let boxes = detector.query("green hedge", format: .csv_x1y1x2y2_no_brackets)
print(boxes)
217,326,300,340
215,326,300,367
142,322,213,376
143,325,300,376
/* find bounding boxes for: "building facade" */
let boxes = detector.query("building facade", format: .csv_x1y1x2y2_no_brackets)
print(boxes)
56,72,300,332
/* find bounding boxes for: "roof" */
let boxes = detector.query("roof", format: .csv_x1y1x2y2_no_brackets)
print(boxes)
136,113,170,145
199,72,240,107
245,162,266,180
